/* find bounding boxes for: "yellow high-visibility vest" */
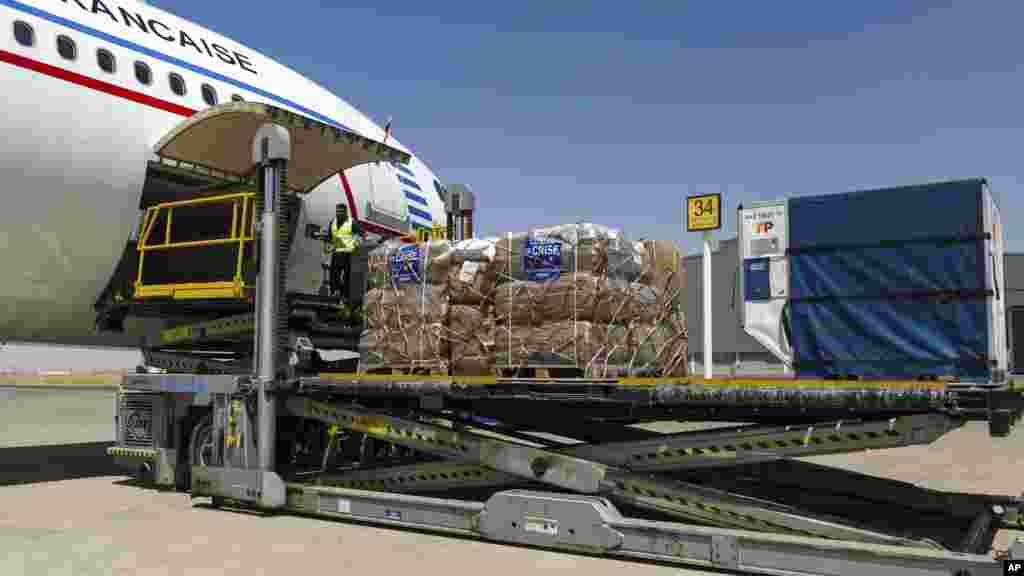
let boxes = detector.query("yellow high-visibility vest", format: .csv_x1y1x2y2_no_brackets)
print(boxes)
330,218,359,253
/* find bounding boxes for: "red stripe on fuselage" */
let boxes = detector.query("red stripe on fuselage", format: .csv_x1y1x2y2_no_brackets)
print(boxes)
0,48,407,237
0,48,196,117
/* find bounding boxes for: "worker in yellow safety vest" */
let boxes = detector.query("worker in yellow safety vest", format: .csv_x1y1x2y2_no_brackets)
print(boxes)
325,203,362,299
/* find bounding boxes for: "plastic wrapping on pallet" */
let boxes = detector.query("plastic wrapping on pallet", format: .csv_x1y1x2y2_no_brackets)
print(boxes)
366,239,452,288
444,260,500,306
363,285,447,368
362,324,444,368
493,274,661,325
492,319,688,377
440,305,496,375
364,285,447,325
366,238,500,306
433,238,499,266
428,224,654,304
638,240,685,304
486,224,645,283
361,224,687,376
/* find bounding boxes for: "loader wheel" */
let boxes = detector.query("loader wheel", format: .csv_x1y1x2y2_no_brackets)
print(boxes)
990,409,1012,437
188,415,227,508
135,462,154,484
186,414,222,504
189,414,219,468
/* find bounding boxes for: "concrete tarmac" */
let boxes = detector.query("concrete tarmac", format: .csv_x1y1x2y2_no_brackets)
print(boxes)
1,478,723,576
0,387,729,575
3,387,1024,575
0,387,115,448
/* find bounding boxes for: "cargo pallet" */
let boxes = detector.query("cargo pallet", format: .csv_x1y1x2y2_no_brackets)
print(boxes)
105,104,1024,576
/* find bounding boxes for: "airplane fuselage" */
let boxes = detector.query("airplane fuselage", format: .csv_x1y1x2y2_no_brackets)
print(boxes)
0,0,447,343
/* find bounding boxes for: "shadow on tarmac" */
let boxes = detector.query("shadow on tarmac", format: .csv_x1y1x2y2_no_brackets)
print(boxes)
0,442,124,486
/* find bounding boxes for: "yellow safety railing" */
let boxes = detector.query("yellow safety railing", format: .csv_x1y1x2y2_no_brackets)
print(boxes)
401,223,448,244
134,192,256,300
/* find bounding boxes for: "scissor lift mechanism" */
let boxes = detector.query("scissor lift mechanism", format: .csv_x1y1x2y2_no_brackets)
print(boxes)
108,112,1024,575
115,370,1024,575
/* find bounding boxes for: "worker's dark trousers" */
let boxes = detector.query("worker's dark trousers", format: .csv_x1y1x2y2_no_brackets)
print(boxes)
329,251,352,299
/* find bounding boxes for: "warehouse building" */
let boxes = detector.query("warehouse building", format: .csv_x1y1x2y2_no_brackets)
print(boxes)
684,238,1024,373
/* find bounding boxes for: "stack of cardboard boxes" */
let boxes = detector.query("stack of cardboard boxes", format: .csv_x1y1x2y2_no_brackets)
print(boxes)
362,224,687,377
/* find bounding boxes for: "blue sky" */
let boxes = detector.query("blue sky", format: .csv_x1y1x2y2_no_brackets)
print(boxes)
152,0,1024,256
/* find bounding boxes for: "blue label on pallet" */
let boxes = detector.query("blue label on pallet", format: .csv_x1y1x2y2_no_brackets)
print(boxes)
523,239,561,282
389,244,421,285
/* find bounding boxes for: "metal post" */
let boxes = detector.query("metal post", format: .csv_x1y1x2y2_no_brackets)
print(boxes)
702,230,713,380
252,124,290,472
449,187,461,241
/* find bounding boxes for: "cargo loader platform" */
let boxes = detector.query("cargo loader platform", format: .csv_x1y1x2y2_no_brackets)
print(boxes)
99,104,1024,576
130,300,1024,430
113,370,1024,576
294,372,1024,431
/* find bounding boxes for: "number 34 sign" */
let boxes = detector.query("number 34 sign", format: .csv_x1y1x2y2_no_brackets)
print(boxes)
686,193,722,232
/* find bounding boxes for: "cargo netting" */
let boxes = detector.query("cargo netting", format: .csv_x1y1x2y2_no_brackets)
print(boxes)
362,223,687,377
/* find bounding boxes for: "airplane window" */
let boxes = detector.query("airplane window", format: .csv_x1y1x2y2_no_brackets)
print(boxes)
56,34,76,61
201,83,218,106
168,73,186,97
231,94,244,102
13,21,34,47
134,61,152,86
96,48,115,74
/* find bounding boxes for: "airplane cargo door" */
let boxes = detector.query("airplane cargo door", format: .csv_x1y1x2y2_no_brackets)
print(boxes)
346,163,407,227
1010,307,1024,374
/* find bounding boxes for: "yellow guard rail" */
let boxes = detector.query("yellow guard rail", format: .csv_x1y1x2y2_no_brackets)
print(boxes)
400,223,448,244
134,191,256,300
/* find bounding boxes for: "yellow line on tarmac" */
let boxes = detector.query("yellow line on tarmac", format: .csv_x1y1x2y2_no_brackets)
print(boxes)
0,372,124,388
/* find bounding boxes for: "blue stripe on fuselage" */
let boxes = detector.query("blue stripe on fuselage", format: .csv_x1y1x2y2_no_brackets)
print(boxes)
404,190,427,206
408,206,432,222
397,174,421,191
0,0,357,133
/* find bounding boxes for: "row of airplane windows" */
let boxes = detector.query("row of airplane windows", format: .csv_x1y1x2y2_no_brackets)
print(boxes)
11,20,244,106
7,20,452,204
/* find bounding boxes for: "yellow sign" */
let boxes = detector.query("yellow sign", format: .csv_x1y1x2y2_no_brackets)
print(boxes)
408,224,449,243
686,193,722,232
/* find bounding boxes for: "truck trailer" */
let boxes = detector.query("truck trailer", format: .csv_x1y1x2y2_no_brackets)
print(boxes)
104,104,1024,575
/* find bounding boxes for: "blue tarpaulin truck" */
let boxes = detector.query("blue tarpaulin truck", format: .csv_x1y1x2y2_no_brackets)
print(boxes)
739,178,1007,383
